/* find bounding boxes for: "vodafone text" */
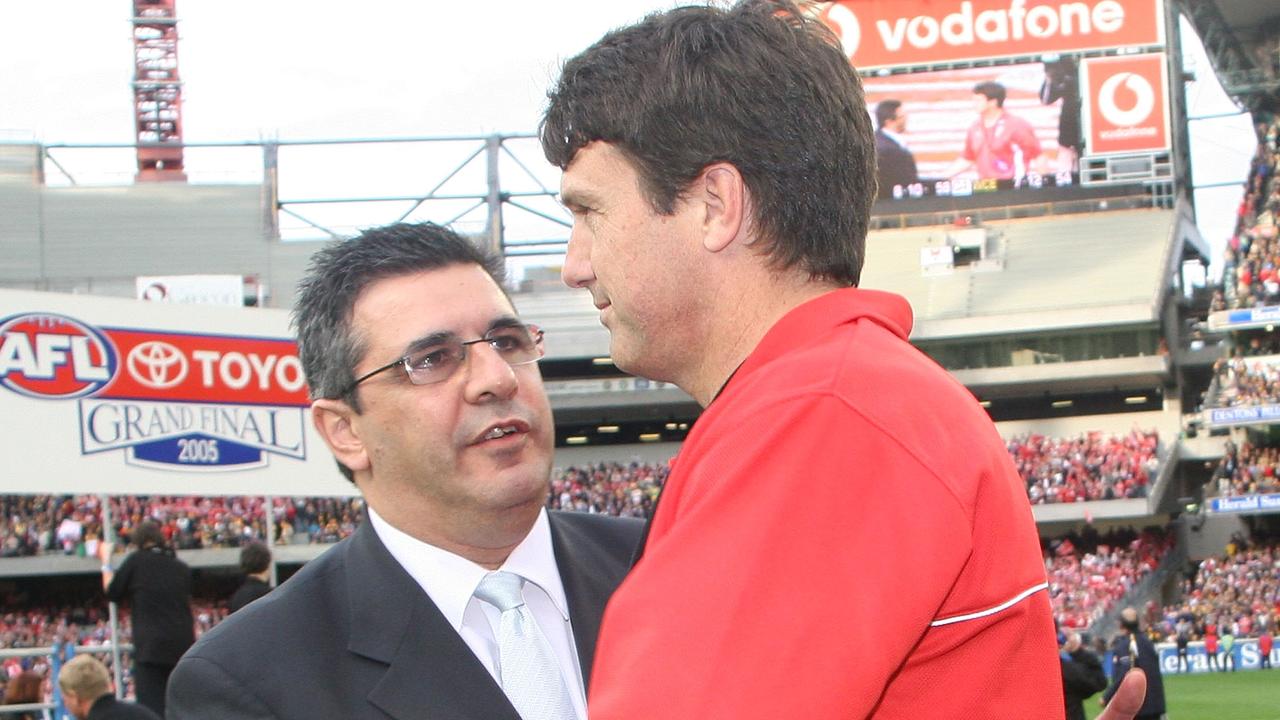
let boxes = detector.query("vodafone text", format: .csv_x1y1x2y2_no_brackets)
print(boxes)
872,1,1125,51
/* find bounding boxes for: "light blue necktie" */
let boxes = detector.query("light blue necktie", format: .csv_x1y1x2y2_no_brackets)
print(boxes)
474,571,576,720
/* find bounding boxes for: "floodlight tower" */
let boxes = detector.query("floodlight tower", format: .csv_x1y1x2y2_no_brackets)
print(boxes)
132,0,187,181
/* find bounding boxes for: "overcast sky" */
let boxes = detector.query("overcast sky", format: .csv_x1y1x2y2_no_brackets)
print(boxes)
0,2,1257,278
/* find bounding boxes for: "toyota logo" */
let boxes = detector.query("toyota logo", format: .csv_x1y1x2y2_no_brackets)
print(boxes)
127,341,189,389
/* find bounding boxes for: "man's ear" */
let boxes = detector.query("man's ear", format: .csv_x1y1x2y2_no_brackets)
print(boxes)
311,399,370,474
698,162,752,253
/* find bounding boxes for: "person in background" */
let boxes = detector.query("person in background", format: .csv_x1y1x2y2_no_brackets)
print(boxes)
873,99,918,197
57,655,160,720
1221,624,1237,671
1061,631,1107,720
227,540,272,614
946,80,1044,180
100,520,194,718
1102,608,1165,720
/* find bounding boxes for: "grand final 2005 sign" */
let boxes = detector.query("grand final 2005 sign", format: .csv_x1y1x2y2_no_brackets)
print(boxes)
0,311,309,472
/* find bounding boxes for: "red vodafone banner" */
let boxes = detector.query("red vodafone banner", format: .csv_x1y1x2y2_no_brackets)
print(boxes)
1081,52,1170,155
815,0,1165,70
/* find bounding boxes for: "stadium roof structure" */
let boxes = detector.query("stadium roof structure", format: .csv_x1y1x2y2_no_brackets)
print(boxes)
1178,0,1280,111
519,204,1207,361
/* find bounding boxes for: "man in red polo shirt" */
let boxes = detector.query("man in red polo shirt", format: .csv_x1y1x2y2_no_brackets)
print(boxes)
949,81,1044,181
543,1,1147,717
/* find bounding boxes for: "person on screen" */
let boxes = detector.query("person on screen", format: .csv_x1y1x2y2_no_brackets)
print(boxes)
873,99,918,197
1041,57,1082,175
946,81,1043,181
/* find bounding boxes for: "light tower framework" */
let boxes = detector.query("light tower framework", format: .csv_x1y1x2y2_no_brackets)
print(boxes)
132,0,186,181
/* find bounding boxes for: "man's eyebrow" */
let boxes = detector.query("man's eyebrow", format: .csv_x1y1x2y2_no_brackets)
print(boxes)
402,331,457,356
559,187,597,210
400,316,523,355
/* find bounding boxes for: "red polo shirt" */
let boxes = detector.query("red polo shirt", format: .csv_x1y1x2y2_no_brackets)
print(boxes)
589,288,1062,719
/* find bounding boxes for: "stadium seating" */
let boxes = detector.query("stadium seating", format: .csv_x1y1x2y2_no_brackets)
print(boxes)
1009,429,1160,504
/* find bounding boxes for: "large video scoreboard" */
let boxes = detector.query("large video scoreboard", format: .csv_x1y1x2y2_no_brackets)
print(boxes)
814,0,1179,206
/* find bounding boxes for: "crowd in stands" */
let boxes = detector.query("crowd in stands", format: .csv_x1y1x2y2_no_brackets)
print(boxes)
1209,439,1280,497
2,462,674,556
547,461,668,517
1221,113,1280,310
1,495,364,558
1009,429,1160,504
1207,355,1280,408
4,436,1177,558
1157,536,1278,649
1044,526,1174,631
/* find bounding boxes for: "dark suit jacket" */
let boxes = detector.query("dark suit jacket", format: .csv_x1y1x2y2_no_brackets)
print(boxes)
167,511,642,720
227,576,271,614
104,547,194,666
874,128,918,197
87,694,163,720
1102,631,1166,716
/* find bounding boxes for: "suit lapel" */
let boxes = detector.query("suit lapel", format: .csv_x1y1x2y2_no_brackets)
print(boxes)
548,512,630,690
343,522,522,720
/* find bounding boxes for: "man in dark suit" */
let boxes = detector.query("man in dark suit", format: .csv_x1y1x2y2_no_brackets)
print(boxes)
58,655,161,720
1102,608,1166,720
873,99,918,198
167,222,643,720
226,540,272,614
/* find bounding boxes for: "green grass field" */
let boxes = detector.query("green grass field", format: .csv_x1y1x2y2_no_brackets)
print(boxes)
1084,669,1280,720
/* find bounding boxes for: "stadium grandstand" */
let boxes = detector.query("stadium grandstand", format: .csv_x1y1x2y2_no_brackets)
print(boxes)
3,0,1280,715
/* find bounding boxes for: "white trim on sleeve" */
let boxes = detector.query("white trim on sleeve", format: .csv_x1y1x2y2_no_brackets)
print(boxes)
929,582,1050,627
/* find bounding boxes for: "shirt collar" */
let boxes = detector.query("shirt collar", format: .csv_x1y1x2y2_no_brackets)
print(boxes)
367,506,569,633
725,288,913,398
881,127,908,148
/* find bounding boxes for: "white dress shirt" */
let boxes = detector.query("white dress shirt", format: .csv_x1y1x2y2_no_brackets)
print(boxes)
367,507,587,720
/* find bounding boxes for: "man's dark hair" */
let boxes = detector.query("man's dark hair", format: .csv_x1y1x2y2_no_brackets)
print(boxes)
238,540,272,575
973,81,1006,107
130,520,168,552
293,222,507,482
875,99,902,129
541,0,875,286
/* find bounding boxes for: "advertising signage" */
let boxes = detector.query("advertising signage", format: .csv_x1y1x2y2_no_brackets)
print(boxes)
1081,53,1171,155
0,288,355,497
815,0,1166,70
865,61,1078,200
864,51,1171,202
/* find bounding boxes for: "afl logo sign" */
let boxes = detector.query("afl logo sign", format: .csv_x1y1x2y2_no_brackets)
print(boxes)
127,341,188,389
0,313,117,399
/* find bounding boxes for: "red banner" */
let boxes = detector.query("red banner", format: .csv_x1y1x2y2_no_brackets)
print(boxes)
815,0,1165,70
1081,53,1170,155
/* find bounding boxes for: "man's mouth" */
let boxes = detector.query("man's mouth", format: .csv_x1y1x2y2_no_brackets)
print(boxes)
482,425,519,441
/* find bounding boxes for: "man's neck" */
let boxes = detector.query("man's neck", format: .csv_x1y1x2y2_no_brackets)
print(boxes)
360,492,541,569
982,107,1003,126
682,273,840,406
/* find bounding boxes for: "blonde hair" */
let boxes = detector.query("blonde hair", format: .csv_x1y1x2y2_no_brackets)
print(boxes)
57,655,111,700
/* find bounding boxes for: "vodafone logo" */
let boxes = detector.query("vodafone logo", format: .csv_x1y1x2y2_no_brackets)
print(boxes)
127,340,189,389
0,313,116,399
821,3,862,58
818,0,1161,69
1097,71,1155,127
1083,52,1167,153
